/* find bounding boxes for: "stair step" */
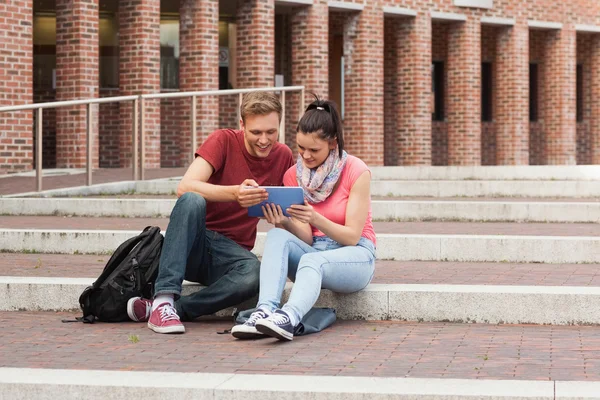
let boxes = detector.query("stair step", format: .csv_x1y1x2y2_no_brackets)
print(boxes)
4,277,600,324
3,197,600,222
3,254,600,287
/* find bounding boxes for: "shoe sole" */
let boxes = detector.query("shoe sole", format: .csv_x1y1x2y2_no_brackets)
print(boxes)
148,322,185,334
126,297,146,322
231,326,265,340
255,320,293,341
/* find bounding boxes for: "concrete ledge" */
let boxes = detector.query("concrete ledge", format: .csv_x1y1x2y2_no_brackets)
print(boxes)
575,24,600,33
6,278,600,325
275,0,313,5
369,166,600,181
528,20,562,30
480,16,515,26
3,229,600,263
7,197,600,223
371,180,600,198
4,181,137,199
328,1,363,11
382,6,417,17
0,368,556,400
454,0,493,9
431,11,467,22
556,381,600,399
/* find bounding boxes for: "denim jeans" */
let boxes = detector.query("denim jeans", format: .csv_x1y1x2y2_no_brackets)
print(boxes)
256,227,376,325
154,192,260,321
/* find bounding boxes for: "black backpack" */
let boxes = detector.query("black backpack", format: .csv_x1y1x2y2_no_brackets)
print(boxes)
77,226,164,323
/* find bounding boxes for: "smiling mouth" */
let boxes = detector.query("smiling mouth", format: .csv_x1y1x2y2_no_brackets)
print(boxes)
257,144,270,151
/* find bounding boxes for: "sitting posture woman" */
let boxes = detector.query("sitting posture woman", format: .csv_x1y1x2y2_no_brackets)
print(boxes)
231,97,376,341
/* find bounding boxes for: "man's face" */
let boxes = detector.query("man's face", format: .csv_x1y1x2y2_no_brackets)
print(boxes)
241,112,280,158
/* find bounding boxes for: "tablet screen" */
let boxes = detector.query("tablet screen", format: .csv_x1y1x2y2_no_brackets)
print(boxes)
247,186,304,218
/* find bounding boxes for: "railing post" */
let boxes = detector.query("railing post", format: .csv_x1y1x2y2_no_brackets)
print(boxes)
279,91,285,144
86,103,93,186
191,95,197,164
139,97,145,181
299,88,305,119
132,97,139,181
238,93,243,129
35,108,42,192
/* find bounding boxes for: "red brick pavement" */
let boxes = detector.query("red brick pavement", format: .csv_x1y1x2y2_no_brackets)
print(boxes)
2,217,600,236
3,253,600,287
0,168,186,196
1,311,599,380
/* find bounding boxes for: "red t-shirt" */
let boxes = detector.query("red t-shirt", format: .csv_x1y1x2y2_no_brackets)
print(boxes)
196,129,294,250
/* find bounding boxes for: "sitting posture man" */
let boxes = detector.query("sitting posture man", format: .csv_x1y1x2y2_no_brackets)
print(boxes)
127,91,294,334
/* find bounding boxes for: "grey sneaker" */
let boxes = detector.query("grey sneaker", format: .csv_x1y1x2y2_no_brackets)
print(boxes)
231,308,270,340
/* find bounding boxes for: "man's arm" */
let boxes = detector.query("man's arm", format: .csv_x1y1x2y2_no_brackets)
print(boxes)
177,157,268,206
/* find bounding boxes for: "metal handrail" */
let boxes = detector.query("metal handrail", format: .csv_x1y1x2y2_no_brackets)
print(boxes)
0,86,305,191
138,86,305,180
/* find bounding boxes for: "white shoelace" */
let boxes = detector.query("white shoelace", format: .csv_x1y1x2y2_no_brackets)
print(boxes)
159,304,180,322
269,312,290,325
246,310,269,326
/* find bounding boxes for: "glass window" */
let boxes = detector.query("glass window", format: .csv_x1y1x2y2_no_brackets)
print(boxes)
432,61,445,122
160,17,180,89
576,64,583,122
529,63,538,122
481,62,493,122
33,14,57,89
99,12,119,88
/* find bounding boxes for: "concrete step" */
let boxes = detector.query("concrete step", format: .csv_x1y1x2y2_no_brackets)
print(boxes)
3,197,600,223
8,178,600,199
5,276,600,324
4,253,600,287
369,165,600,181
2,227,600,263
0,368,575,399
3,216,600,236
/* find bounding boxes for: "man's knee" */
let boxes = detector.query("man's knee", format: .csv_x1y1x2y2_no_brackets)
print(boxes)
175,192,207,217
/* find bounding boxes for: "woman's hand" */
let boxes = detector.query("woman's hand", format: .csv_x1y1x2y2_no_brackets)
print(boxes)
262,203,288,226
286,201,318,225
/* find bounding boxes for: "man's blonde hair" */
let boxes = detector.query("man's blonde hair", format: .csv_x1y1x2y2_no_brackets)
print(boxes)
240,91,282,123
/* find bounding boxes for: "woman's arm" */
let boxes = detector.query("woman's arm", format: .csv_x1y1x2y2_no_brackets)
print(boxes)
287,170,371,246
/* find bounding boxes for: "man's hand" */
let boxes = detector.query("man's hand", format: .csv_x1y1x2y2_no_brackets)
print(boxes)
235,179,268,208
262,203,288,226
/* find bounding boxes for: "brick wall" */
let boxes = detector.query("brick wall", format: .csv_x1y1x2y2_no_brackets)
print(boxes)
591,33,600,164
237,0,275,88
119,0,160,168
55,0,99,168
0,1,33,174
160,97,183,168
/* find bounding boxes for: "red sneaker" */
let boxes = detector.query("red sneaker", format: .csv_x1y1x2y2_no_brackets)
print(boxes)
147,302,185,334
126,297,152,322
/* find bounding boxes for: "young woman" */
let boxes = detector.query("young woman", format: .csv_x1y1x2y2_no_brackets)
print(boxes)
231,97,376,341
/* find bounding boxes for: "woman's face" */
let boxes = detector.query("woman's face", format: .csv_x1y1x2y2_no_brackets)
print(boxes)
296,131,337,169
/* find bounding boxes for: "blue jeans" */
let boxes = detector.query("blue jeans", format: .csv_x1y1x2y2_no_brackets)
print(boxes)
154,192,260,321
256,228,376,325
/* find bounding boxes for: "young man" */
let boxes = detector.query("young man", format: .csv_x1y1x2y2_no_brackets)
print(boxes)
127,91,294,334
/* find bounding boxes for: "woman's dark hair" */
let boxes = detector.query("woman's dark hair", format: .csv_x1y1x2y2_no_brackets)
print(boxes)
297,95,344,157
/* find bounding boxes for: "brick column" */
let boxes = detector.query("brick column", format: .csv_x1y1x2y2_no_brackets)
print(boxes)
179,0,219,165
396,13,432,165
544,26,577,165
591,34,600,164
55,0,99,169
447,17,481,165
495,20,529,165
119,0,160,168
237,0,275,88
343,4,384,165
292,1,329,100
0,0,33,173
